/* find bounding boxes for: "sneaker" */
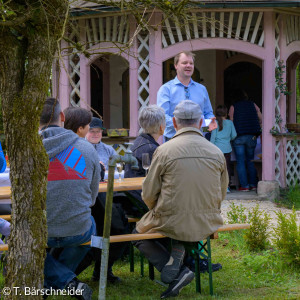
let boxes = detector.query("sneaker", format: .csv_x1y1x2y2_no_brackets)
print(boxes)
249,186,257,191
199,259,222,274
160,266,194,299
161,243,185,284
227,187,231,193
238,187,250,192
66,278,93,300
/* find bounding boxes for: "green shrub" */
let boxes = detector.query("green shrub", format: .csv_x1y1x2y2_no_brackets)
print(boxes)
226,203,247,224
273,209,300,266
244,205,271,251
285,183,300,209
276,183,300,210
242,249,282,273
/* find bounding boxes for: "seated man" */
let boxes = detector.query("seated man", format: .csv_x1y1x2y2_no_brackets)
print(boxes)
133,100,228,299
79,116,126,283
40,98,100,300
85,117,116,170
64,106,92,138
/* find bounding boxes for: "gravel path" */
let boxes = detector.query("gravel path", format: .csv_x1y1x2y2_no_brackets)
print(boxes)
221,199,300,227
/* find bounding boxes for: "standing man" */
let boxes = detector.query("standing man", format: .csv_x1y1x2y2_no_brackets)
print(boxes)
133,100,228,299
157,51,217,140
40,98,100,299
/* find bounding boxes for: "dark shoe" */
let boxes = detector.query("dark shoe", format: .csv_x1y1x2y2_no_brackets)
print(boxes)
160,266,194,299
161,243,185,284
66,278,93,300
91,267,121,284
199,259,222,274
107,268,121,283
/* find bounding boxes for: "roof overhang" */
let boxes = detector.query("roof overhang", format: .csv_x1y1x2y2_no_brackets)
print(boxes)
70,1,300,18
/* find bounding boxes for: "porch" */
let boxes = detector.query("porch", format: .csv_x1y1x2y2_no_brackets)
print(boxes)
53,3,300,188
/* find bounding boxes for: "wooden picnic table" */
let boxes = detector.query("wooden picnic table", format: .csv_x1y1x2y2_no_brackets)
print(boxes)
0,177,145,200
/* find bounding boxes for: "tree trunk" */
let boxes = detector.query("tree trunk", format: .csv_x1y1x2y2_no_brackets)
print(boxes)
0,1,68,298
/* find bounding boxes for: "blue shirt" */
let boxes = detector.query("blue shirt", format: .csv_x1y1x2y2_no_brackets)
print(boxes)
0,142,6,173
210,119,237,154
157,76,215,139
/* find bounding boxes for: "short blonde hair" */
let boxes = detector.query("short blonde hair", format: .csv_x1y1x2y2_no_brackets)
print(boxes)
174,51,195,66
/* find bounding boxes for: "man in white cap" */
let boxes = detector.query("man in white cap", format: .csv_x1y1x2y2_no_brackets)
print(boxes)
132,100,228,299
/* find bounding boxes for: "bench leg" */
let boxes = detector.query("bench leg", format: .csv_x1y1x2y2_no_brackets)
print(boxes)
140,254,144,277
194,252,201,293
149,262,155,280
207,237,213,296
129,243,134,272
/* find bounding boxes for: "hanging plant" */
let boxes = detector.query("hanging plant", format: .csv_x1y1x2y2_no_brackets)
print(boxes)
275,61,292,96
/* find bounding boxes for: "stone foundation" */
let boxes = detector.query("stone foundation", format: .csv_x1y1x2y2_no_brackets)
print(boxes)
257,180,280,201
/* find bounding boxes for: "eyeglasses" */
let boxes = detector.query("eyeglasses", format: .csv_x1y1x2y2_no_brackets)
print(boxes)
89,129,102,134
184,86,190,99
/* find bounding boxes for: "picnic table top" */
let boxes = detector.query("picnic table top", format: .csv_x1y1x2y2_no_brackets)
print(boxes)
0,177,145,200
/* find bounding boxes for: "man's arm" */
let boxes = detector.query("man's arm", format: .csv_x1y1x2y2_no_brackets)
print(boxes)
157,84,174,137
202,87,214,119
254,103,262,127
141,148,163,210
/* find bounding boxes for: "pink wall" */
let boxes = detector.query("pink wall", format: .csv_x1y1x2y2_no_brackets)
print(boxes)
58,39,70,111
261,12,276,182
149,13,163,105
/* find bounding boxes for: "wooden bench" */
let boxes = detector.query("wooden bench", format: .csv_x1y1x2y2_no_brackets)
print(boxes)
108,223,250,295
0,216,249,295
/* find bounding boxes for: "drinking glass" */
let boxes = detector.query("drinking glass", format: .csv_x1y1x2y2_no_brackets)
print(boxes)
116,162,124,182
142,153,150,176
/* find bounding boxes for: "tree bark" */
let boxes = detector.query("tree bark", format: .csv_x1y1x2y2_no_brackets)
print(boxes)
0,1,68,298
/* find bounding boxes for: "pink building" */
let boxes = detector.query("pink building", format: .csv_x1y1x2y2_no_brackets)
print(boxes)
53,1,300,194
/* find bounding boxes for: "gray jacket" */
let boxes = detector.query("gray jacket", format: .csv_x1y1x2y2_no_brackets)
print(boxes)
41,127,100,237
91,142,117,170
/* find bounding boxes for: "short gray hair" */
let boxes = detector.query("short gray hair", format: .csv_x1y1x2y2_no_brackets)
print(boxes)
139,105,166,134
174,117,201,127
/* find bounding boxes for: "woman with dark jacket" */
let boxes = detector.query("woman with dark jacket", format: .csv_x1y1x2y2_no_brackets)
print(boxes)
123,105,165,215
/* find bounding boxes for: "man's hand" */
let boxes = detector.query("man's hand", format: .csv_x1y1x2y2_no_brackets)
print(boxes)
208,117,217,132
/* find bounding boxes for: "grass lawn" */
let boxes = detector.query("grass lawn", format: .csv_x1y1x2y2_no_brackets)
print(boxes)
41,231,299,300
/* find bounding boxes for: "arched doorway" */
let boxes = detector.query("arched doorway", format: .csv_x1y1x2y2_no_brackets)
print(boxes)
224,62,262,110
90,54,129,130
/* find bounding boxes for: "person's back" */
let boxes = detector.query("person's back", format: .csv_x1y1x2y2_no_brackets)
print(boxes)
233,100,261,136
41,127,100,237
211,119,236,153
229,89,262,191
133,101,227,299
40,98,100,299
138,127,226,242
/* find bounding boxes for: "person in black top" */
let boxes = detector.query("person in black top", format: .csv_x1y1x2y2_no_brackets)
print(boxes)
123,105,166,215
229,89,262,191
